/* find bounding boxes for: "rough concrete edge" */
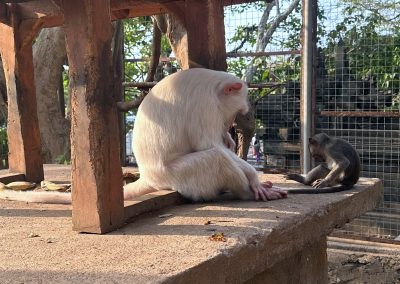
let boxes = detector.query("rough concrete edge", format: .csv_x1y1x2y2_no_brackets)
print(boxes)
161,180,383,284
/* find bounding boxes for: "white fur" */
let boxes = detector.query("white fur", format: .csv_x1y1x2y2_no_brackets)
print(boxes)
124,68,283,202
0,68,285,204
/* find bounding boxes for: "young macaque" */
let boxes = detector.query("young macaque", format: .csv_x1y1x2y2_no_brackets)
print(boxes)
124,68,287,202
0,68,287,204
285,133,360,194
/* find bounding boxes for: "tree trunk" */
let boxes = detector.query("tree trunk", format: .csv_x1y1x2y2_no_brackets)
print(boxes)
235,106,255,161
154,14,189,69
33,27,70,163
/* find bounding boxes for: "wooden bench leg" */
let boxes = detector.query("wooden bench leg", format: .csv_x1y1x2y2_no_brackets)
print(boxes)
61,0,124,233
0,10,44,182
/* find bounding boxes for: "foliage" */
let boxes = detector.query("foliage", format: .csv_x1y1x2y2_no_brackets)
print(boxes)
123,17,153,104
226,1,303,105
55,154,70,165
123,17,177,102
323,1,400,91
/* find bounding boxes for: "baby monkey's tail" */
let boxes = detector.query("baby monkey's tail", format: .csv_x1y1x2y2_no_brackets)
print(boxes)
285,184,354,194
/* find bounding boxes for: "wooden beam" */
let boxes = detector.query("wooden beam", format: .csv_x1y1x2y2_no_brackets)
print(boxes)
61,0,124,234
0,7,44,182
176,0,227,70
0,4,8,24
124,190,186,222
14,0,262,28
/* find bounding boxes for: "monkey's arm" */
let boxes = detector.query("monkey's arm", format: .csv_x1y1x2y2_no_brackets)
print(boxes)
286,164,330,185
222,132,236,152
313,157,350,188
226,150,288,201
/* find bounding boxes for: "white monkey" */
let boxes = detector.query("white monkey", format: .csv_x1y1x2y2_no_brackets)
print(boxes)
124,68,287,201
0,68,287,203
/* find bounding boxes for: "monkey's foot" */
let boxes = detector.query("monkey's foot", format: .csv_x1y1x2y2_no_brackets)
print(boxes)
251,181,288,201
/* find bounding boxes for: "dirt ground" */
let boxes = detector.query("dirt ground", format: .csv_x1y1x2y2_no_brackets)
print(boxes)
328,250,400,284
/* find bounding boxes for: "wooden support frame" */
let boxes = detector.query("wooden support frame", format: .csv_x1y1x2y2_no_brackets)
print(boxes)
0,6,44,182
61,0,124,233
0,0,237,234
167,0,227,70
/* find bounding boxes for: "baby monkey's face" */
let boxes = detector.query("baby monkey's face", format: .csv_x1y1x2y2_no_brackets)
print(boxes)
308,138,325,162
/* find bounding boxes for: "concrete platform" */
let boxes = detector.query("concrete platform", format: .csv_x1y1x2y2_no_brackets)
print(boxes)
0,165,382,283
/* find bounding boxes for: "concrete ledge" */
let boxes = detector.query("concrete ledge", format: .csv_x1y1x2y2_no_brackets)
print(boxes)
0,174,382,283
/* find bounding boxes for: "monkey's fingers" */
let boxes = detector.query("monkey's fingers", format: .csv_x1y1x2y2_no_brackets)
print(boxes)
268,186,288,199
253,182,272,200
257,185,287,201
261,181,273,188
312,179,321,188
312,179,326,188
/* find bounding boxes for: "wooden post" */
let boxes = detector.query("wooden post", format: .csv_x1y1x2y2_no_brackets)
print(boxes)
61,0,124,233
168,0,227,71
112,21,126,166
185,0,227,70
0,6,44,182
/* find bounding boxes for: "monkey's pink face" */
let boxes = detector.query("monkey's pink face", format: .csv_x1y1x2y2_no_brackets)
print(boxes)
222,81,249,116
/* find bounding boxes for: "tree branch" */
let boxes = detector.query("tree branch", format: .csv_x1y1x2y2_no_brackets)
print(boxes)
243,0,300,83
117,17,162,112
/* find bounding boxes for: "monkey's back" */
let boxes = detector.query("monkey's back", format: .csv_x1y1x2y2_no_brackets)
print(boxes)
331,138,361,185
132,69,234,169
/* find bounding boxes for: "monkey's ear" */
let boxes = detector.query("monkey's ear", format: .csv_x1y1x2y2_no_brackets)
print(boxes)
309,137,316,144
224,82,243,95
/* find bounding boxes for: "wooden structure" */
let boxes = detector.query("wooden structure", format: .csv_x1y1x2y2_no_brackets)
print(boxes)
0,0,258,233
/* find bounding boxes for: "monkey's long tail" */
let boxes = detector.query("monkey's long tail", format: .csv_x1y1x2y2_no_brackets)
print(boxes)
285,184,354,194
0,190,71,204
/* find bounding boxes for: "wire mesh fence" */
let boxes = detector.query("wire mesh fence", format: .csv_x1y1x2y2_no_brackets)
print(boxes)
121,0,400,242
224,1,302,170
316,0,400,241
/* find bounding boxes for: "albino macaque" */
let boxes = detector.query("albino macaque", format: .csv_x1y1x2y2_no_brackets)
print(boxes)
0,68,287,203
124,68,287,201
286,133,360,194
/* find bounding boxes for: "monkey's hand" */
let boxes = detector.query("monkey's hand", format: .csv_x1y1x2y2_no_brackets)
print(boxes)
223,132,236,152
312,179,329,188
250,181,288,201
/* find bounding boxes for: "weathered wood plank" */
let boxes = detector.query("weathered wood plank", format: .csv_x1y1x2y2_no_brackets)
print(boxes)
0,9,44,182
124,190,186,222
61,0,124,234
